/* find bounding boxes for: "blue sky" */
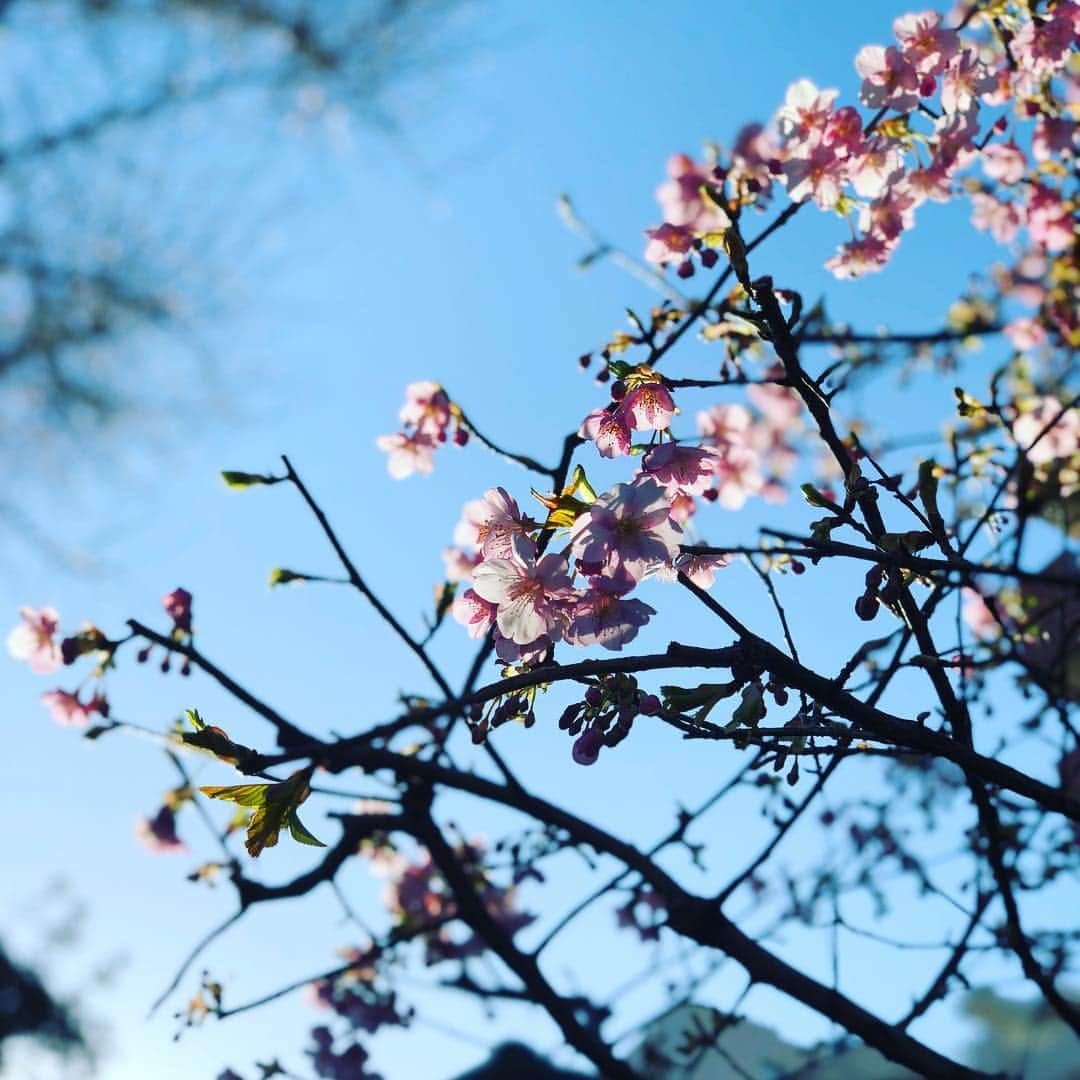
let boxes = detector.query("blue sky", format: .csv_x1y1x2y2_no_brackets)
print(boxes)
1,2,1063,1078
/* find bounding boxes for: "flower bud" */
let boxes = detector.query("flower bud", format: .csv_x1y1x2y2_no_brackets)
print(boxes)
854,592,878,621
572,726,604,766
638,693,660,716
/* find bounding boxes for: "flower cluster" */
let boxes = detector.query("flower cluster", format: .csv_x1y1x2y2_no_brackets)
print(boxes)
376,381,468,479
370,837,534,964
559,674,661,767
644,5,1079,283
449,478,687,665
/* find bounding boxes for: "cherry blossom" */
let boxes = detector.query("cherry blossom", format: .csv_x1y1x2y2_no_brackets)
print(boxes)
641,442,717,496
643,223,695,267
621,382,677,432
580,407,632,458
7,606,61,673
893,10,959,76
471,536,575,646
1013,397,1080,467
1026,185,1074,253
570,479,682,583
708,445,765,510
855,44,920,112
375,431,437,479
697,403,752,448
135,805,187,854
962,587,998,640
940,49,997,115
441,546,480,584
453,487,529,559
1002,317,1047,352
163,587,193,633
451,588,497,640
40,688,102,728
655,154,728,231
398,381,451,440
981,142,1027,186
565,578,655,651
783,145,849,209
776,80,838,146
969,193,1023,245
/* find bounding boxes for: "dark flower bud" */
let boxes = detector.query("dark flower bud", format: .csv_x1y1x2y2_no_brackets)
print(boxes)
854,591,879,621
638,693,661,716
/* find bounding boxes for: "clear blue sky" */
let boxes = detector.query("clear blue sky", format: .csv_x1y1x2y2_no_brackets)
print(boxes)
1,2,1060,1078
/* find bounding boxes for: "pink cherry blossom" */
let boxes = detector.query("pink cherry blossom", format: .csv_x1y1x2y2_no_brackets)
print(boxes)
621,382,676,432
643,223,695,266
1011,2,1080,77
580,407,632,458
776,80,838,147
824,235,891,279
1026,185,1074,253
697,403,751,447
441,546,481,584
655,154,728,231
981,141,1027,185
570,479,682,583
671,552,731,589
399,381,451,440
900,164,953,206
453,488,529,559
40,688,99,727
969,193,1023,245
641,442,717,496
7,606,61,673
860,187,917,245
667,491,697,525
709,446,765,509
1033,115,1077,163
783,146,849,210
375,430,437,479
471,537,575,646
1002,317,1047,352
565,579,655,651
855,44,920,112
1013,397,1080,466
849,140,906,199
941,49,997,114
135,805,187,854
746,380,801,428
730,123,781,197
163,587,193,632
893,10,960,76
822,106,866,156
961,587,997,639
451,588,497,640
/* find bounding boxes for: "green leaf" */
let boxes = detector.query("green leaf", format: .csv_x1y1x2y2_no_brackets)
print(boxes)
202,767,320,858
185,708,205,731
221,470,278,490
801,484,841,512
287,811,326,847
730,683,766,729
268,567,305,588
200,783,270,808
